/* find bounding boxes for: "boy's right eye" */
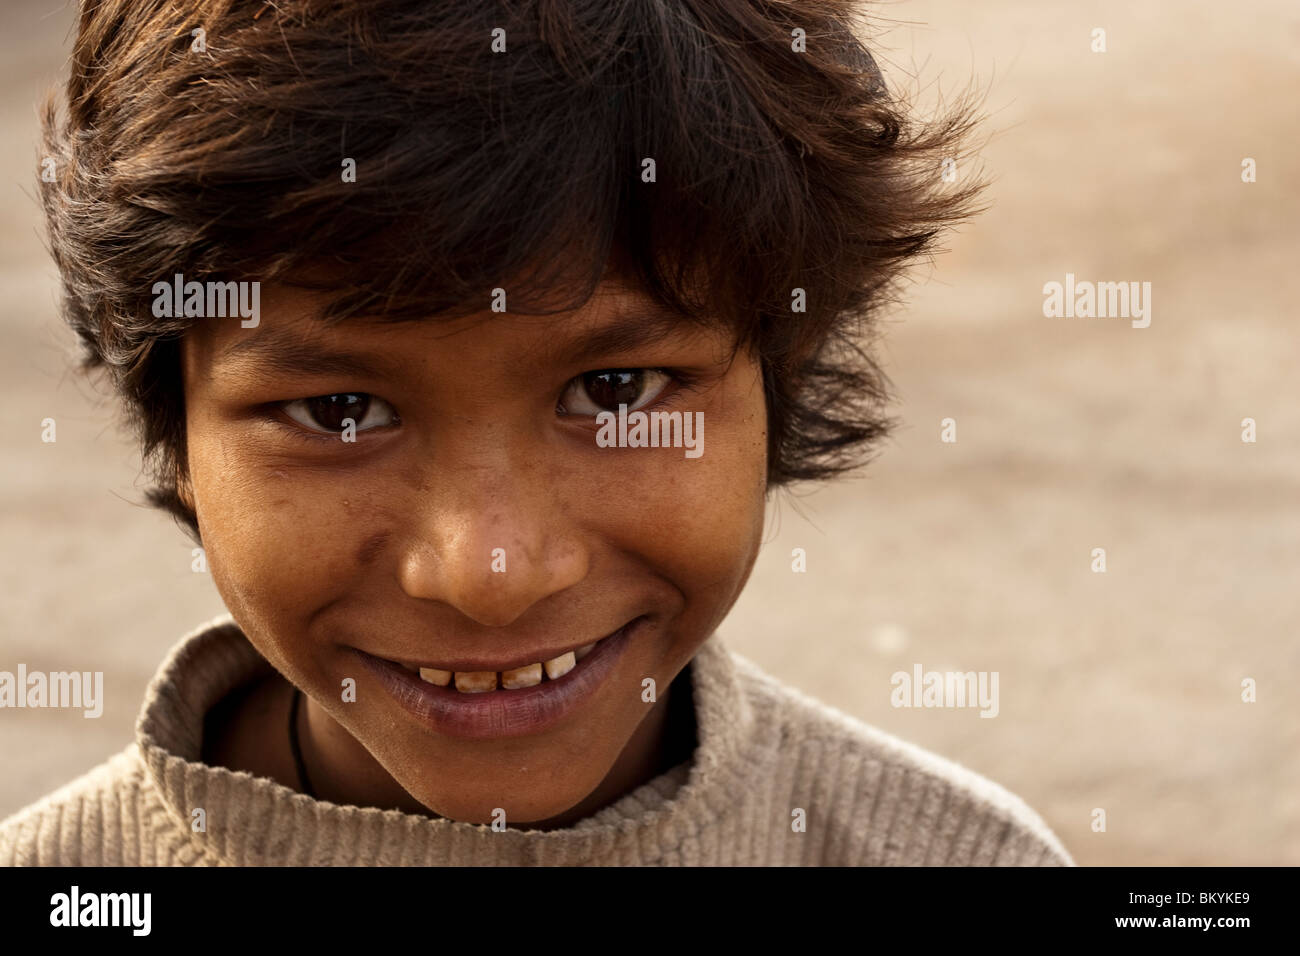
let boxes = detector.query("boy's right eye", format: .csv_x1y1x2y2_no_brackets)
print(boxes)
279,393,399,434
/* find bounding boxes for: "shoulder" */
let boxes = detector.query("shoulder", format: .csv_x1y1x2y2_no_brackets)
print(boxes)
726,649,1075,866
0,745,153,866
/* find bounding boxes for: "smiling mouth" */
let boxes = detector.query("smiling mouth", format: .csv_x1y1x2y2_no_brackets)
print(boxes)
377,619,637,694
358,617,642,739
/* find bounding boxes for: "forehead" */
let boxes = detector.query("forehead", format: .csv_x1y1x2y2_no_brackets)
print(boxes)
189,279,729,381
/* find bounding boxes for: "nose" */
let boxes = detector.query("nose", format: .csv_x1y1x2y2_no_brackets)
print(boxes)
396,451,590,628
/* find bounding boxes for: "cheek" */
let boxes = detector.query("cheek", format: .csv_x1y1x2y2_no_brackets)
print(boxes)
593,367,769,610
187,430,384,662
625,444,762,584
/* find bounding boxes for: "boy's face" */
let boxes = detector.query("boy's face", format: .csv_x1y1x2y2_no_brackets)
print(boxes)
179,278,768,824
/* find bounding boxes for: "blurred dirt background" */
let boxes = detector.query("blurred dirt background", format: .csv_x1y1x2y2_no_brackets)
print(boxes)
1,0,1296,864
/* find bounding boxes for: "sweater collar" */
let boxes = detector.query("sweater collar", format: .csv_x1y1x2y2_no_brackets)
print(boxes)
134,614,753,865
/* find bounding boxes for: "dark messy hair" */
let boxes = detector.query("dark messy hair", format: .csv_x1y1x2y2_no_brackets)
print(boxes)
39,0,984,541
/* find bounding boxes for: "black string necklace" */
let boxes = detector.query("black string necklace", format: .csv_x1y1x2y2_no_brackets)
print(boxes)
288,686,317,799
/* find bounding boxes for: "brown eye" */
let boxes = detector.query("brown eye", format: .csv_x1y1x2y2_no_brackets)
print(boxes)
308,393,369,430
560,369,672,416
583,370,644,408
281,393,397,434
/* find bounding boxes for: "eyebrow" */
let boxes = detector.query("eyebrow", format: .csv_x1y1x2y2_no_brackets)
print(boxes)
215,328,401,379
213,305,711,379
544,305,708,368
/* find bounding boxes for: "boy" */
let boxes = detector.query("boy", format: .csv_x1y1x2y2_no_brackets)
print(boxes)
2,0,1071,865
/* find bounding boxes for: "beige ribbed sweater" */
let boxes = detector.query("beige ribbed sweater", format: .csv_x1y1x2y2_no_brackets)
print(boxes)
0,615,1073,866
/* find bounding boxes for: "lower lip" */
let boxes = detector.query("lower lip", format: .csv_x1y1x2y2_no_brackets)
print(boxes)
354,619,640,740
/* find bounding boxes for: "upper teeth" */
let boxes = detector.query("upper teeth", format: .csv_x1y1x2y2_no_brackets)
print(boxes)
415,643,598,693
